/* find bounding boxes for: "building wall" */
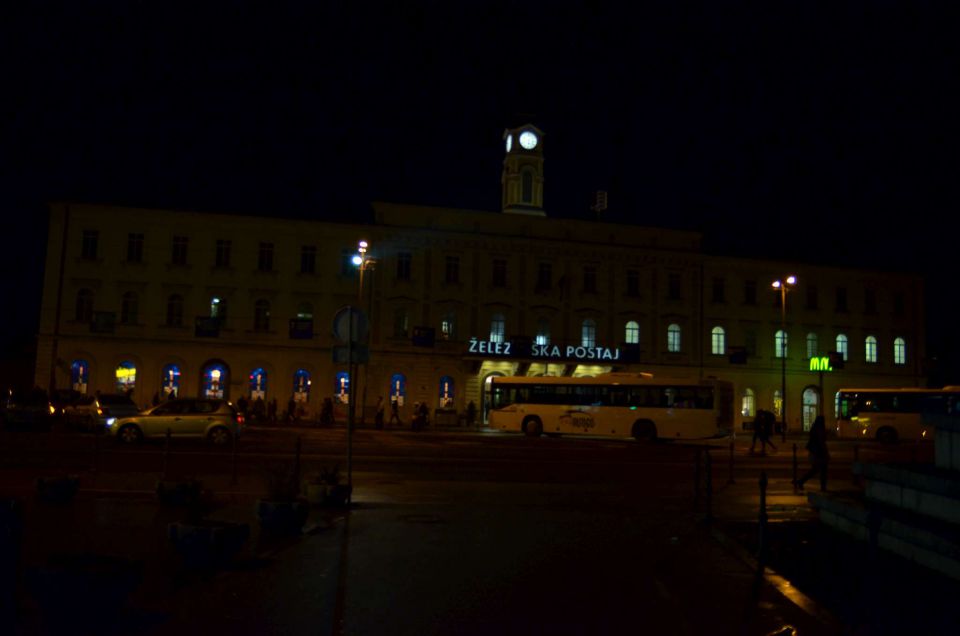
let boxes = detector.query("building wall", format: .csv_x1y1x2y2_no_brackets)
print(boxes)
35,201,925,429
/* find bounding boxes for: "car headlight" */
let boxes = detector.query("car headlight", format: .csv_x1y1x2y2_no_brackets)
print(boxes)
106,417,116,428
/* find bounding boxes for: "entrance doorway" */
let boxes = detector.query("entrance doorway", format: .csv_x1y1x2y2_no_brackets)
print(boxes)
480,372,505,425
802,386,820,432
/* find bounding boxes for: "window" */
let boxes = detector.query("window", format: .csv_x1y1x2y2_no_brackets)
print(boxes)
393,308,409,338
864,289,877,314
583,266,597,293
711,326,725,355
667,324,681,353
439,376,455,408
215,239,232,267
581,319,596,347
126,233,144,263
493,259,507,287
711,278,725,303
806,332,818,359
865,335,878,363
806,285,818,310
667,273,681,300
894,337,906,365
741,388,755,418
172,236,188,265
120,292,140,325
161,364,181,397
743,280,756,305
536,318,551,346
210,297,227,323
490,313,505,344
445,256,460,284
521,169,533,203
441,311,456,341
836,334,848,361
75,289,94,322
115,361,136,393
537,263,552,291
625,320,639,345
745,329,757,357
773,389,782,417
248,367,267,400
335,372,350,404
293,369,311,402
835,287,848,312
300,246,316,274
258,242,274,272
775,330,788,358
166,295,184,327
81,230,98,260
397,252,412,281
626,269,640,297
253,300,271,332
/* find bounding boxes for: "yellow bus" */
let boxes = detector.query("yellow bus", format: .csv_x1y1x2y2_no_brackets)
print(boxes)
488,373,734,441
834,386,960,443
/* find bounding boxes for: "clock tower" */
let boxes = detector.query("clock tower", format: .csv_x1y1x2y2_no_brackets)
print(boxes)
501,124,545,216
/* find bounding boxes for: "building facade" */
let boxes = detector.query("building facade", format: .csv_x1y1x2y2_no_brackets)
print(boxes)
35,125,926,431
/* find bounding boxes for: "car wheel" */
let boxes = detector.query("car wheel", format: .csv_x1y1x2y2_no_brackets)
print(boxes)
208,426,231,446
522,416,543,437
118,424,142,444
632,420,657,442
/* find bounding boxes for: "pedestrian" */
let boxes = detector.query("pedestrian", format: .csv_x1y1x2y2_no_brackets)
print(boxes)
267,397,277,423
375,396,385,429
254,396,266,423
389,397,402,426
796,415,830,491
320,397,334,426
760,409,777,454
287,396,296,423
237,394,248,418
466,400,477,426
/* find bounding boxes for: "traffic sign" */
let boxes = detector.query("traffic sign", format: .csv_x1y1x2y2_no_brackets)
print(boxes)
332,306,369,343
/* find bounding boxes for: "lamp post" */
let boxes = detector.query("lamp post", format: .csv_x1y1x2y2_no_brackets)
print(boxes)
772,275,796,442
352,241,376,424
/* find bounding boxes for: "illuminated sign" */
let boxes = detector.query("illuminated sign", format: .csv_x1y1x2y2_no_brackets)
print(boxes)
809,356,833,372
467,338,621,362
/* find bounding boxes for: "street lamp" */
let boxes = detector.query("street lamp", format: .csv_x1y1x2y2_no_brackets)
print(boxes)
772,275,796,442
352,241,376,422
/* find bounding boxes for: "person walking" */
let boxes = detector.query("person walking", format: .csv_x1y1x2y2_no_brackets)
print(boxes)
796,415,830,491
389,398,402,426
375,396,385,429
749,409,777,455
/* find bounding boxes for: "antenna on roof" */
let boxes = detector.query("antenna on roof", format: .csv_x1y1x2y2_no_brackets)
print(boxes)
591,191,608,219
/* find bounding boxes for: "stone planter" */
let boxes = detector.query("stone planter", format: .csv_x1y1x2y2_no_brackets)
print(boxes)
36,475,80,504
157,479,203,507
256,499,309,535
168,519,250,569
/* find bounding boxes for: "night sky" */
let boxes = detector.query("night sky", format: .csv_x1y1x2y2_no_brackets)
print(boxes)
4,2,959,382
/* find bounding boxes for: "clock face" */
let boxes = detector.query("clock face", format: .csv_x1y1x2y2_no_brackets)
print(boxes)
519,130,538,150
505,134,513,152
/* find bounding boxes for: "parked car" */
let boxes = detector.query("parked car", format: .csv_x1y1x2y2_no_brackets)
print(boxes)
50,389,105,431
1,388,55,431
109,398,243,446
96,394,141,420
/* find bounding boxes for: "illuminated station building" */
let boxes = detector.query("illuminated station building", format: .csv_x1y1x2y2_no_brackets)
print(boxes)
35,124,925,431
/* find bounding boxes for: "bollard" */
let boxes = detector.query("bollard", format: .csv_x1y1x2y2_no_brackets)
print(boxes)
162,428,172,480
727,434,736,485
792,443,798,493
694,448,702,513
704,449,713,523
757,471,769,571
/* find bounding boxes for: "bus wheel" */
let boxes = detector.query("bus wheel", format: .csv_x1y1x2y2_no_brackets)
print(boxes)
876,427,898,444
523,416,543,437
632,420,657,442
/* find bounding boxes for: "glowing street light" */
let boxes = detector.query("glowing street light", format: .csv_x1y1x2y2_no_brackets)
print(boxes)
772,275,797,441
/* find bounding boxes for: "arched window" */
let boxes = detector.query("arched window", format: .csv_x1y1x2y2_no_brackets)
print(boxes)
75,289,94,323
254,299,270,332
71,359,89,393
293,369,311,402
202,362,228,398
115,361,136,393
166,295,184,327
296,302,313,320
581,319,597,347
521,169,533,203
390,373,406,407
439,375,455,408
490,313,505,344
741,388,755,419
894,337,906,365
775,330,788,358
334,371,350,404
667,324,681,353
120,292,138,325
625,321,639,345
806,332,818,359
865,335,878,363
836,334,848,361
249,367,267,400
535,318,551,346
773,389,783,417
711,326,725,355
161,364,181,397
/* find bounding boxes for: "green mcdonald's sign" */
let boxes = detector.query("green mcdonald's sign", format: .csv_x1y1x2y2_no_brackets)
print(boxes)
809,356,833,372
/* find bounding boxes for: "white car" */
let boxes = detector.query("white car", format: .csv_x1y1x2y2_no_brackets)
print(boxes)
110,398,243,445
